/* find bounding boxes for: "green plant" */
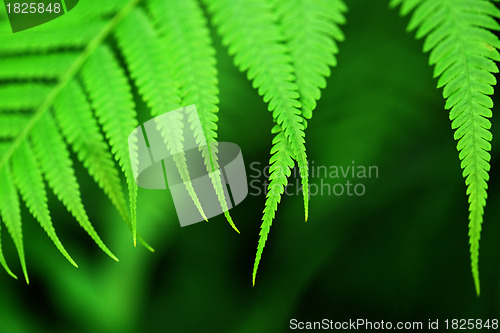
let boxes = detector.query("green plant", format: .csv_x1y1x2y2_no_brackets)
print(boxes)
391,0,500,296
0,0,498,294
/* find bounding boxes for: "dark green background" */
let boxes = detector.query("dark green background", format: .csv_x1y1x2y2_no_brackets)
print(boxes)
0,0,499,332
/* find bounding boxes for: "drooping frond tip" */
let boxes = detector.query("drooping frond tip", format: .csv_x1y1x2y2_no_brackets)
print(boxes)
253,131,295,286
204,0,346,284
392,0,500,295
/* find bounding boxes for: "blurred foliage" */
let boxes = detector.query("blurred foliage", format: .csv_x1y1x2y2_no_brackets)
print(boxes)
0,0,500,333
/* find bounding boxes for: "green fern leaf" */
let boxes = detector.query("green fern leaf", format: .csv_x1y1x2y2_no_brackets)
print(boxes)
255,0,348,282
148,0,239,232
0,0,152,279
204,0,309,222
11,141,77,268
392,0,500,295
115,8,208,222
30,112,118,262
205,0,311,283
81,44,139,245
206,0,347,283
253,130,295,285
0,161,29,283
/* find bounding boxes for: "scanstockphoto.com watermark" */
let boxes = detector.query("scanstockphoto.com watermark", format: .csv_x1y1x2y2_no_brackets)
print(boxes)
248,161,379,197
289,318,499,331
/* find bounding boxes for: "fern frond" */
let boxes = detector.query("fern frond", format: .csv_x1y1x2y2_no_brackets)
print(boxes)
0,161,29,283
0,0,151,279
207,0,309,214
115,8,208,222
81,44,139,245
0,53,78,80
392,0,500,296
205,0,319,284
30,112,118,262
204,0,309,222
11,141,77,268
149,0,239,232
253,130,295,285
